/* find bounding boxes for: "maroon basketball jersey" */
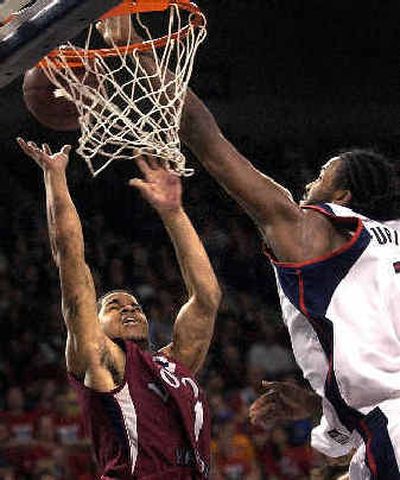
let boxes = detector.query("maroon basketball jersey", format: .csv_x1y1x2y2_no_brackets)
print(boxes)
69,341,210,479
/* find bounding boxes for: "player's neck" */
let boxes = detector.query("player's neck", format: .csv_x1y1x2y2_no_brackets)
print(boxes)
132,338,151,351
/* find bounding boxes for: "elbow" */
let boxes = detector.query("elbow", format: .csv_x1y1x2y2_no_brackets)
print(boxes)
212,284,223,310
196,283,222,314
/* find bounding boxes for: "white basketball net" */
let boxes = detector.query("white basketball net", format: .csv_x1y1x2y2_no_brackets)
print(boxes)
41,4,207,176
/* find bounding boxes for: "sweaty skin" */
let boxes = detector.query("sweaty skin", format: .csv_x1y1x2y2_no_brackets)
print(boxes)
17,138,221,393
96,16,351,263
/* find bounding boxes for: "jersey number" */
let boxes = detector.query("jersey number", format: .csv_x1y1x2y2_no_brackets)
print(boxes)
155,358,204,443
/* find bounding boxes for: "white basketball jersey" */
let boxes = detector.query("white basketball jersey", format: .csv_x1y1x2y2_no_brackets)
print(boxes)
272,203,400,459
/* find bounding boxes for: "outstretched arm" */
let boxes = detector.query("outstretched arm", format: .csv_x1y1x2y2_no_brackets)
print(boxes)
130,157,221,374
180,91,342,262
17,139,115,388
97,16,338,263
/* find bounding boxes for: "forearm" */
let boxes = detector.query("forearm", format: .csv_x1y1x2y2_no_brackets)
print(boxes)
44,169,99,342
157,206,220,372
44,170,85,267
160,207,221,309
101,22,297,228
181,90,297,224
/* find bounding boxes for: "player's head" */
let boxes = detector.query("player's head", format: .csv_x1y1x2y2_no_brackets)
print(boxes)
97,290,149,346
303,149,400,221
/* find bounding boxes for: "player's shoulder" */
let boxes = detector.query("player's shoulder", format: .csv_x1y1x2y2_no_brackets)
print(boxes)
302,202,356,218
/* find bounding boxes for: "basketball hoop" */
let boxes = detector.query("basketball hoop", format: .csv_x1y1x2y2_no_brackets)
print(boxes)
37,0,207,176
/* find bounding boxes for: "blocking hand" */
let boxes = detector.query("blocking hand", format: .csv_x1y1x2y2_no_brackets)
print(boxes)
129,156,182,213
96,15,142,47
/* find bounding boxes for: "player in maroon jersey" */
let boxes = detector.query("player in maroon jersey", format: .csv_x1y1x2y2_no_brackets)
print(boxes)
17,138,221,480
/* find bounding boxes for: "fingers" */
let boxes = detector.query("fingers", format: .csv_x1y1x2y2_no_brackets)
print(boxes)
96,15,137,46
16,138,72,173
135,155,164,178
146,155,160,170
249,403,281,428
16,137,41,159
95,20,104,34
261,380,295,398
16,137,30,155
128,178,147,191
261,380,278,389
135,157,152,177
43,143,52,155
61,145,72,156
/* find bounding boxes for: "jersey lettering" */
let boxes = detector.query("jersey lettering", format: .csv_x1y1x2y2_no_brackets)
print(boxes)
152,356,205,444
369,226,400,246
160,368,181,388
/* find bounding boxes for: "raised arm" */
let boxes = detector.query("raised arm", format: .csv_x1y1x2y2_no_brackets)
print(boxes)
96,16,296,228
180,90,298,227
130,156,221,374
181,92,344,262
97,17,337,263
16,139,115,386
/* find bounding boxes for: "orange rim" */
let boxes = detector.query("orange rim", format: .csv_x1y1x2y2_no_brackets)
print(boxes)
38,1,204,69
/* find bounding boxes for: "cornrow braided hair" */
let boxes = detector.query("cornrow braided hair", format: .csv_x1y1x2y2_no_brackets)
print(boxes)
335,149,400,221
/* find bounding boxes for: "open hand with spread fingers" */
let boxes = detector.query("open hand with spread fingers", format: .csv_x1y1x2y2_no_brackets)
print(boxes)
96,15,142,47
17,137,71,173
129,156,182,214
249,380,320,428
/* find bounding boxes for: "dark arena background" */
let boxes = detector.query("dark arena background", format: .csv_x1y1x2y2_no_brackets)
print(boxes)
0,0,399,478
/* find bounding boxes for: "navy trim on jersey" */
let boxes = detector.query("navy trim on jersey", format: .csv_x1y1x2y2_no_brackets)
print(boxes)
275,219,400,478
358,408,400,479
306,312,400,479
275,225,371,318
310,203,335,215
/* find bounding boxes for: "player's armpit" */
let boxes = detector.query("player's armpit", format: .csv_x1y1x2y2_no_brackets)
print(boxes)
66,329,125,391
163,299,219,375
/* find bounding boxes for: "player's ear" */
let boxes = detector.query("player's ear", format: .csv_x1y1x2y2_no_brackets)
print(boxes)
332,188,352,206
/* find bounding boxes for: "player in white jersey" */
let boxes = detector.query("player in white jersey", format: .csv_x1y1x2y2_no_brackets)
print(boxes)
97,16,400,478
179,90,400,479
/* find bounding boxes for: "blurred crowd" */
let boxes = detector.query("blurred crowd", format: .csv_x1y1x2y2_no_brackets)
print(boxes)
0,143,350,480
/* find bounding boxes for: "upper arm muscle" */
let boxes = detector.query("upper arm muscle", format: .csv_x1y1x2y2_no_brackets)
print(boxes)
262,209,348,263
59,260,107,375
164,300,216,375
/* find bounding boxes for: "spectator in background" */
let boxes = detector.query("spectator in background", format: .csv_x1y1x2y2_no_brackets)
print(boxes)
252,425,313,479
0,386,38,444
0,461,16,480
212,414,261,480
246,325,296,380
52,388,84,446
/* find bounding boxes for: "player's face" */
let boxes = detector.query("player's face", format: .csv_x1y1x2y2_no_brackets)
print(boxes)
98,292,149,343
302,156,344,205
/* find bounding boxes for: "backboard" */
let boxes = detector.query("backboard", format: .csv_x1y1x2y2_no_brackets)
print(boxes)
0,0,122,88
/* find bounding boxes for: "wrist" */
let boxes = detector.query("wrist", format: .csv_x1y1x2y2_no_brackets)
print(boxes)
157,206,185,222
44,167,67,177
44,168,68,185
